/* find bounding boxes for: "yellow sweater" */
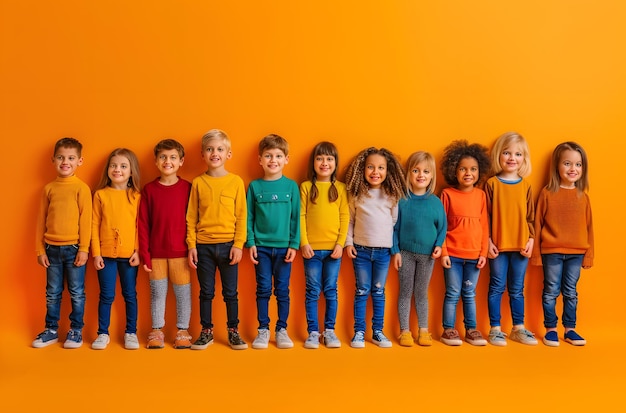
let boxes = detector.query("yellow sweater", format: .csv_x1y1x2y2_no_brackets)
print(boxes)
186,173,247,249
300,180,349,250
35,175,92,256
91,187,140,258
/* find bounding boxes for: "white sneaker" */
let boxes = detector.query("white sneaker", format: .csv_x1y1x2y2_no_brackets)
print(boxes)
252,328,270,349
323,329,342,348
304,331,320,349
124,333,140,350
91,334,110,350
276,328,294,349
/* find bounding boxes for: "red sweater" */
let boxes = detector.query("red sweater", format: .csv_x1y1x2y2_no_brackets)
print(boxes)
441,187,489,259
138,177,191,268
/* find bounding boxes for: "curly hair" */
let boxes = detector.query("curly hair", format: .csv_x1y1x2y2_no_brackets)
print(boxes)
345,147,407,204
440,140,491,187
307,141,339,204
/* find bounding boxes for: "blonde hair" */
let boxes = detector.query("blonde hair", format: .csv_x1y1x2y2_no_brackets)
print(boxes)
490,131,531,177
404,151,437,195
345,147,407,204
547,141,589,194
95,148,141,203
202,129,231,151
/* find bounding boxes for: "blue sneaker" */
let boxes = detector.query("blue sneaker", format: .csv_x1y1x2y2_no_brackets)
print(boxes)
64,329,83,349
350,331,365,348
543,331,559,347
564,330,586,346
32,329,58,348
372,330,392,348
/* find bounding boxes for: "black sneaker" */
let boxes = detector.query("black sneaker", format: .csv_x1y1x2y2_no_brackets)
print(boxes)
228,328,248,350
191,328,214,350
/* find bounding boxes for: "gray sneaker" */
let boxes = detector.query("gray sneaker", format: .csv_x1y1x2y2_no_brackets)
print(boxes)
509,328,538,345
323,329,341,348
350,331,366,348
276,328,294,349
91,333,110,350
304,331,321,349
488,329,507,347
124,333,140,350
252,328,270,349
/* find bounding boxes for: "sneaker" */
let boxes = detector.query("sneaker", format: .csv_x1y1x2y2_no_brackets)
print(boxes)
509,328,538,346
350,331,365,348
398,331,414,347
91,333,110,350
372,330,392,348
228,328,248,350
304,331,321,349
441,329,463,346
252,328,270,349
174,329,192,349
323,329,341,348
543,331,560,347
191,328,214,350
564,330,586,346
276,328,294,349
488,329,507,347
465,329,487,346
124,333,139,350
64,329,83,349
32,329,58,348
417,331,433,347
147,329,165,349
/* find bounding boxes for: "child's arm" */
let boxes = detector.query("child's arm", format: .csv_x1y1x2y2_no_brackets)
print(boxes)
37,254,50,268
248,245,258,265
441,255,451,268
393,253,402,270
93,256,104,270
229,246,242,265
285,248,297,263
431,246,442,259
129,250,139,267
330,244,343,259
188,248,198,269
301,244,314,259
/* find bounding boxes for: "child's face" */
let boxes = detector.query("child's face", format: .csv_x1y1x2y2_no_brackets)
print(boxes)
499,143,524,177
456,156,479,191
201,138,231,170
108,154,132,189
409,161,432,195
364,153,387,189
52,146,83,178
259,148,288,179
156,149,184,178
558,149,583,188
313,153,336,182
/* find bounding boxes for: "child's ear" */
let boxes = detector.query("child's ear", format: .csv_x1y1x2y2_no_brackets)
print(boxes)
180,157,184,166
285,155,289,164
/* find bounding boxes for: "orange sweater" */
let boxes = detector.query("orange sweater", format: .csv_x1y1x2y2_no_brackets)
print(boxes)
441,187,489,259
531,187,594,267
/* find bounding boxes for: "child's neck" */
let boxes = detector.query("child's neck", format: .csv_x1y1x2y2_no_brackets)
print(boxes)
410,188,426,196
498,171,520,180
263,172,283,181
205,167,228,177
110,182,128,190
159,175,179,186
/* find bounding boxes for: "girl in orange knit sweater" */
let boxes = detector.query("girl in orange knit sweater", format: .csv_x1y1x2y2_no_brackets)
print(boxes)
532,142,593,347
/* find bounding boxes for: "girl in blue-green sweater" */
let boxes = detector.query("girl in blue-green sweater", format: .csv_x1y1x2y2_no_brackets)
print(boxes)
392,151,447,346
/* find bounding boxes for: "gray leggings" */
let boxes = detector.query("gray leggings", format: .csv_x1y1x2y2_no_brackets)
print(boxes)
397,251,434,330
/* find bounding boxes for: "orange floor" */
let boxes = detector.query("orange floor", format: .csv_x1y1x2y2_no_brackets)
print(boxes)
2,328,624,413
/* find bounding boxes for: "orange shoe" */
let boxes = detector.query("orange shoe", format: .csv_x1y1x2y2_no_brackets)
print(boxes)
417,331,433,346
174,329,192,349
147,329,164,349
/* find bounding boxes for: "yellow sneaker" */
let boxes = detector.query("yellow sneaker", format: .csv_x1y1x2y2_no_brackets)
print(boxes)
398,331,414,347
417,331,433,346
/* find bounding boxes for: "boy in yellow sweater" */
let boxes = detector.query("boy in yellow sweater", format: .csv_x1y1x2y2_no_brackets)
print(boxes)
186,129,248,350
33,137,92,349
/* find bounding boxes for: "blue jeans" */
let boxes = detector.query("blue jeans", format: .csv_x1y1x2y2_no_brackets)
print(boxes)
97,257,138,334
352,245,391,333
303,250,342,332
542,254,584,329
443,256,481,330
255,246,291,330
196,242,239,329
44,244,86,330
487,252,528,327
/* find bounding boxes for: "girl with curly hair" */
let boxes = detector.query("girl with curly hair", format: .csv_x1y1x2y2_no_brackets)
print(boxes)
344,147,407,348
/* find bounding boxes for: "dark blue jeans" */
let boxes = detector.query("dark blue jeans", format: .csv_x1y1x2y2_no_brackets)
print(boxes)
196,242,239,329
44,244,86,330
542,254,584,329
97,257,138,334
254,246,291,330
488,252,528,327
303,249,342,332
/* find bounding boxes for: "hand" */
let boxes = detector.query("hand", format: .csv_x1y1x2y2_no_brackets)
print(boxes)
520,238,534,258
284,248,297,263
441,255,451,268
477,256,486,269
74,251,88,267
300,244,314,259
94,256,105,270
431,246,442,259
37,254,50,268
393,253,402,270
346,245,357,258
330,244,343,259
188,248,198,269
143,264,152,273
249,246,258,265
487,238,499,259
129,252,140,267
229,247,243,265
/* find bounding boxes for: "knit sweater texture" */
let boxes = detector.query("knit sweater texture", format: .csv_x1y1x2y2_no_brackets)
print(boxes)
299,180,350,250
346,188,398,249
91,187,140,258
391,192,447,255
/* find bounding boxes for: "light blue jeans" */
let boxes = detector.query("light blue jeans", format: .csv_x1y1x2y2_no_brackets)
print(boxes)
542,253,584,329
488,252,528,327
352,245,391,333
443,256,480,330
303,249,342,332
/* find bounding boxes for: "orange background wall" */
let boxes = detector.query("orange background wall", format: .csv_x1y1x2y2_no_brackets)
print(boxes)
1,0,624,394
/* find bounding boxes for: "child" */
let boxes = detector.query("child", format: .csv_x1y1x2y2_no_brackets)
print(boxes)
91,148,141,350
246,134,300,349
138,139,193,349
485,132,537,346
186,129,248,350
300,141,349,349
532,141,593,347
344,147,407,348
33,137,92,349
392,151,446,347
439,140,490,346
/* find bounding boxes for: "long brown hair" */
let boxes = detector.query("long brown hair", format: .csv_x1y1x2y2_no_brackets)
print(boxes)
95,148,141,203
307,141,339,204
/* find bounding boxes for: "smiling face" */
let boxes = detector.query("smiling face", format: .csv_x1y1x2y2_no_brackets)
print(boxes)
409,160,432,195
558,149,583,188
259,148,288,180
364,153,387,189
52,146,83,178
456,156,479,191
108,154,132,189
313,154,336,182
498,143,524,179
201,137,231,173
155,148,184,179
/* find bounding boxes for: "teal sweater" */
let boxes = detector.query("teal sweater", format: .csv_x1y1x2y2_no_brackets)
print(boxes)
246,176,300,249
391,192,447,256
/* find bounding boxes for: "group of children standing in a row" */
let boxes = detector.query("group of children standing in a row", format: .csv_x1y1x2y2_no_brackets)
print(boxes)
33,130,594,350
